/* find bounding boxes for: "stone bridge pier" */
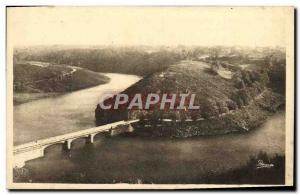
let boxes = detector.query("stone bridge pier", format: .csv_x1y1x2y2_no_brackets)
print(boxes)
64,139,74,150
63,133,97,150
86,134,96,144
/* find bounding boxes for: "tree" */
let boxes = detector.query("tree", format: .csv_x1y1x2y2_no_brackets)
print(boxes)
216,101,228,114
226,99,238,110
201,99,219,119
190,110,200,121
259,70,270,86
241,71,252,86
239,89,251,106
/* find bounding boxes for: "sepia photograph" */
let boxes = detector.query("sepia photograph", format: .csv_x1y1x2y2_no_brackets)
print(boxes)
6,6,294,189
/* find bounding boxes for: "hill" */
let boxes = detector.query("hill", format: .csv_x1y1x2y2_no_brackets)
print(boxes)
13,63,109,104
95,60,284,137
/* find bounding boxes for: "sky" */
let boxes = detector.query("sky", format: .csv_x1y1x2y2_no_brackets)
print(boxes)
7,6,293,47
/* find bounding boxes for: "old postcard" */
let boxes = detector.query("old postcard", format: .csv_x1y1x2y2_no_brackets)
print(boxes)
6,6,294,189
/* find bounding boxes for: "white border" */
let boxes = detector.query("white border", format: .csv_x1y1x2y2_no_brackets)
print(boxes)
1,0,298,193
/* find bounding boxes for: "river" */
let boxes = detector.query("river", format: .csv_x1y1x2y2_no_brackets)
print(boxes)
13,73,141,145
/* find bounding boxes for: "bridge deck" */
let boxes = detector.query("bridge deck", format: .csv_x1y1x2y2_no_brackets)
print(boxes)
14,119,139,153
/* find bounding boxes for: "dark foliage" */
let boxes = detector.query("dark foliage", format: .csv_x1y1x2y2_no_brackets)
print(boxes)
202,152,285,184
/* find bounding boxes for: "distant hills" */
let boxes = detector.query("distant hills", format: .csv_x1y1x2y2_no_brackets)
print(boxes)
14,46,182,76
14,45,285,77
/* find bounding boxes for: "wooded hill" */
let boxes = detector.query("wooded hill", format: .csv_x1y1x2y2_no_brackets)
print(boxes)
95,60,284,137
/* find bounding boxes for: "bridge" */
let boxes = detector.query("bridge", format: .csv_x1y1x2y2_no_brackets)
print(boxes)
13,119,139,168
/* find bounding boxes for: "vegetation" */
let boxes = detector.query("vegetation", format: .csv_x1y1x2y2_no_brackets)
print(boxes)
268,60,286,95
202,152,285,184
13,63,109,104
95,57,285,137
13,63,70,88
14,64,109,93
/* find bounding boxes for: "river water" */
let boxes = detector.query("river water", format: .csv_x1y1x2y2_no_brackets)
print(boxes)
13,72,285,183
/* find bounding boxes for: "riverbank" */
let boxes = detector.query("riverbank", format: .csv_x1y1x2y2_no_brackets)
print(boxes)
130,90,284,138
13,92,59,105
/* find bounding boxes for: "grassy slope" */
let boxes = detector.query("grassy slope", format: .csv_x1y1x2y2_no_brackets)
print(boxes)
69,68,109,91
126,61,233,100
13,64,68,84
13,63,109,104
95,60,235,125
